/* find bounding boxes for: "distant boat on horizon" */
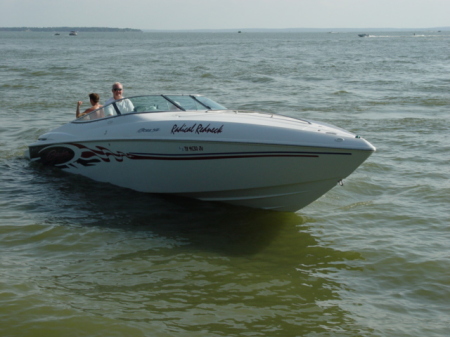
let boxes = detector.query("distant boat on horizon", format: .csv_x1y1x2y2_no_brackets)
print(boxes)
69,31,77,36
358,34,369,38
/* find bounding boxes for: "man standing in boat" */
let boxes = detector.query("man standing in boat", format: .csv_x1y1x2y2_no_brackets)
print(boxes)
104,82,134,116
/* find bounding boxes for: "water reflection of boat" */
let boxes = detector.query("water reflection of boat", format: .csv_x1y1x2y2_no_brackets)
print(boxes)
26,94,375,212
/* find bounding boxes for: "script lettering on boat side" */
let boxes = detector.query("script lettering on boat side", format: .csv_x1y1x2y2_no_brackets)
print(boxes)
171,123,224,135
37,146,75,166
137,128,160,133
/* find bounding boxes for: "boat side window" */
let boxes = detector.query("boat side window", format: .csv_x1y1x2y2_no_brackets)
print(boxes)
128,95,226,112
164,95,201,110
103,103,117,117
76,106,105,121
130,96,179,112
75,98,134,122
104,98,135,117
194,96,227,110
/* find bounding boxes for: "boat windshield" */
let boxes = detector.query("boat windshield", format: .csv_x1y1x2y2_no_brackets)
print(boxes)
75,95,227,122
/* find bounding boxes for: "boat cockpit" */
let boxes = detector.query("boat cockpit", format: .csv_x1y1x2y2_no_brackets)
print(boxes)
74,95,227,123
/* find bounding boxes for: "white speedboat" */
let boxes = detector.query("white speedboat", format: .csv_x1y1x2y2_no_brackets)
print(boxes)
27,95,375,212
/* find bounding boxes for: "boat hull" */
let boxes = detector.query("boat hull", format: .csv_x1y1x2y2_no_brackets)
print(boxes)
27,95,375,212
28,139,372,212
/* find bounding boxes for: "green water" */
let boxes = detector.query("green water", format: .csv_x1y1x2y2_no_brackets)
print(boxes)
1,31,449,336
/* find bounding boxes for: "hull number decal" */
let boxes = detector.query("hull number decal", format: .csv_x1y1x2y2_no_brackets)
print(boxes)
179,146,204,152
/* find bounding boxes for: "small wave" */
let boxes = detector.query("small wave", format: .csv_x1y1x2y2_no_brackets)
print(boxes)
1,84,34,89
333,90,350,95
28,71,52,77
239,75,275,83
4,66,28,72
200,73,214,78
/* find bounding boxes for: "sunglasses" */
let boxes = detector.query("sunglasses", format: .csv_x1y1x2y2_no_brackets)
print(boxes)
113,88,123,91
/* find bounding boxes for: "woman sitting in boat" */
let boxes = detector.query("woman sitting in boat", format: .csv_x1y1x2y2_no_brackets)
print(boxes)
76,93,103,118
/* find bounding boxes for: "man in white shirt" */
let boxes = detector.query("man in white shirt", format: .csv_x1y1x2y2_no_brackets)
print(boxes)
104,82,134,116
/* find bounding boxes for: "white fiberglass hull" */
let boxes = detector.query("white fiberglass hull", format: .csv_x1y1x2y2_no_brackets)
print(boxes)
27,95,375,212
28,139,373,212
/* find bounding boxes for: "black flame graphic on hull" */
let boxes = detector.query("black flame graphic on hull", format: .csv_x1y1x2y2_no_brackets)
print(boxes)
73,143,128,166
32,143,131,169
31,142,329,169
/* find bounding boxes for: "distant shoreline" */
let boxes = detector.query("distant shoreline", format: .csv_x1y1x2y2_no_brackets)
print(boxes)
0,27,142,33
1,26,448,33
143,27,450,33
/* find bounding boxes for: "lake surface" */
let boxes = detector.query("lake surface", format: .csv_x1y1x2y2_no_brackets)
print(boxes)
1,30,449,337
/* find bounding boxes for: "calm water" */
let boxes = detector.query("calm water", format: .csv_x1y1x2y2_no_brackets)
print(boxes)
1,31,449,337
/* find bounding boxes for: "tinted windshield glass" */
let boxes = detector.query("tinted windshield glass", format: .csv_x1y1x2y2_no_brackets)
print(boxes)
165,95,207,110
74,95,226,122
194,96,226,110
131,96,180,112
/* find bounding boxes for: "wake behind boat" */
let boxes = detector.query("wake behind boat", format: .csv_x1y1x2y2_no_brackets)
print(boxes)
26,95,375,212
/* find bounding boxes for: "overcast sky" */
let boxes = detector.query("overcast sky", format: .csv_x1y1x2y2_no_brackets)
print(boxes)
1,0,448,30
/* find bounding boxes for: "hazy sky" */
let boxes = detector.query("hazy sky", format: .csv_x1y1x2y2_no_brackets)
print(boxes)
1,0,448,30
